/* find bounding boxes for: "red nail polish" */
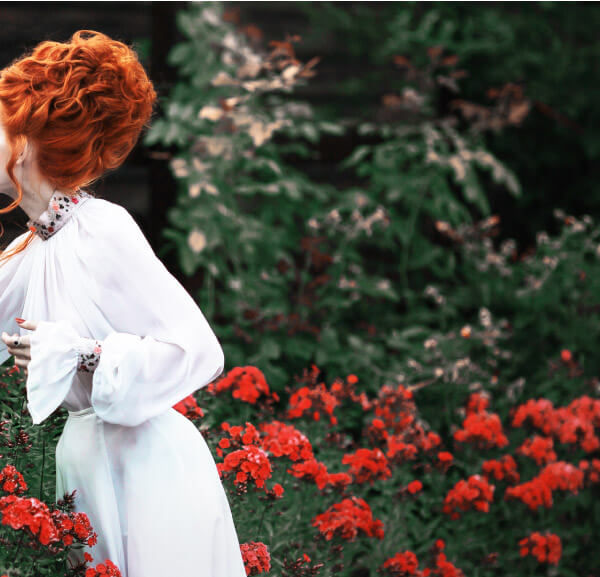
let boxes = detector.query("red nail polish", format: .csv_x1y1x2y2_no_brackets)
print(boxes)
15,318,25,323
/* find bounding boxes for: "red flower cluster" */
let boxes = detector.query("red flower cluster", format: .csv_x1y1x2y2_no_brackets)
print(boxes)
217,420,352,494
519,532,562,565
428,549,464,577
240,541,271,575
53,509,98,547
363,384,446,475
380,540,464,577
386,437,418,464
258,420,314,462
381,550,420,575
327,471,354,491
208,366,279,405
406,480,423,495
481,455,520,484
454,394,509,450
287,458,331,490
173,394,204,420
504,461,584,510
286,382,340,425
512,395,600,453
312,496,384,541
84,558,122,577
217,444,272,489
365,417,389,445
341,447,392,484
0,464,28,495
442,475,495,520
538,461,584,492
329,374,372,411
516,435,557,466
465,392,489,415
437,451,454,473
217,422,262,457
504,475,552,510
0,493,97,548
578,458,600,486
372,384,417,435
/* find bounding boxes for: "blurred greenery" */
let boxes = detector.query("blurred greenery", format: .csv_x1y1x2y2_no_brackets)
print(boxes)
297,1,600,246
141,3,600,575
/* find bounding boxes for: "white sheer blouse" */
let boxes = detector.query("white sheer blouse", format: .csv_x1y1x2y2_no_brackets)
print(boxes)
0,191,225,427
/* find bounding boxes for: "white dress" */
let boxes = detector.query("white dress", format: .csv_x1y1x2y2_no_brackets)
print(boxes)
0,190,247,577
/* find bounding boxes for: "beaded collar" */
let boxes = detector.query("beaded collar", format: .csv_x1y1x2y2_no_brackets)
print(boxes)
27,188,94,241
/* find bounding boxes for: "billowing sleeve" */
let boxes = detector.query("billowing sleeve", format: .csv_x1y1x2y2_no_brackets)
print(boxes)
26,203,225,426
0,232,34,367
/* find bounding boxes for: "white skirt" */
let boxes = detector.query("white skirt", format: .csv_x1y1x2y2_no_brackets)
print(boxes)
56,406,247,577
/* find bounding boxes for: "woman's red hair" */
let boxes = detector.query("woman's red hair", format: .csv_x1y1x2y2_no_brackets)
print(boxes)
0,29,157,263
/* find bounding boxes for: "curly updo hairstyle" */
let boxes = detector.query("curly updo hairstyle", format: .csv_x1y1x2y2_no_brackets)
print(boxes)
0,29,157,261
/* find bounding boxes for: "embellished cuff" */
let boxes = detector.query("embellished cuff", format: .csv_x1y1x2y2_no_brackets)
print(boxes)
75,337,103,373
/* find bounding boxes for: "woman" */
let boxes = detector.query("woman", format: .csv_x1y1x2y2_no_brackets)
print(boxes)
0,30,247,577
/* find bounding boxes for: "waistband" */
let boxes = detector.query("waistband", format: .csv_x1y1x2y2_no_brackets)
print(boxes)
67,405,96,418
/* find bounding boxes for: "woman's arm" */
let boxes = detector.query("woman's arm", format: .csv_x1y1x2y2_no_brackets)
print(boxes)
0,232,34,366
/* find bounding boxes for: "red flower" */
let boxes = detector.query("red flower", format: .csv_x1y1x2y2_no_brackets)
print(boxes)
85,559,122,577
258,420,314,462
504,461,583,511
373,384,416,434
466,392,490,415
172,394,204,420
516,435,557,466
208,366,278,405
481,455,520,484
512,396,600,453
287,458,330,490
217,445,273,490
312,496,384,541
381,550,420,575
519,532,562,565
406,480,423,494
386,437,418,464
342,447,392,484
437,451,454,472
0,464,28,495
240,541,271,575
579,458,600,486
454,411,509,450
442,475,495,520
216,422,262,457
271,483,284,498
286,383,340,426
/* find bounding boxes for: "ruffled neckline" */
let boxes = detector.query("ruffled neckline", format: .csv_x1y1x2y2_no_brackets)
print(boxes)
27,189,94,241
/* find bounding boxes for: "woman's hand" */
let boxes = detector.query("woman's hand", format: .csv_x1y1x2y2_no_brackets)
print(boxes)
1,318,37,374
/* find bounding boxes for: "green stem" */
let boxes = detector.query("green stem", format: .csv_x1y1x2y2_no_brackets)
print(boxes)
256,499,271,538
13,529,26,564
13,397,26,470
39,435,46,502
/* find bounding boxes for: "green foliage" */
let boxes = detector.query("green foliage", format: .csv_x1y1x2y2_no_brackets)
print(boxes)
144,2,523,401
298,2,600,244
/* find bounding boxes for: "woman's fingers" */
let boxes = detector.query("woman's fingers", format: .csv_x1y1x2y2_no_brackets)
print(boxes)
2,332,31,359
